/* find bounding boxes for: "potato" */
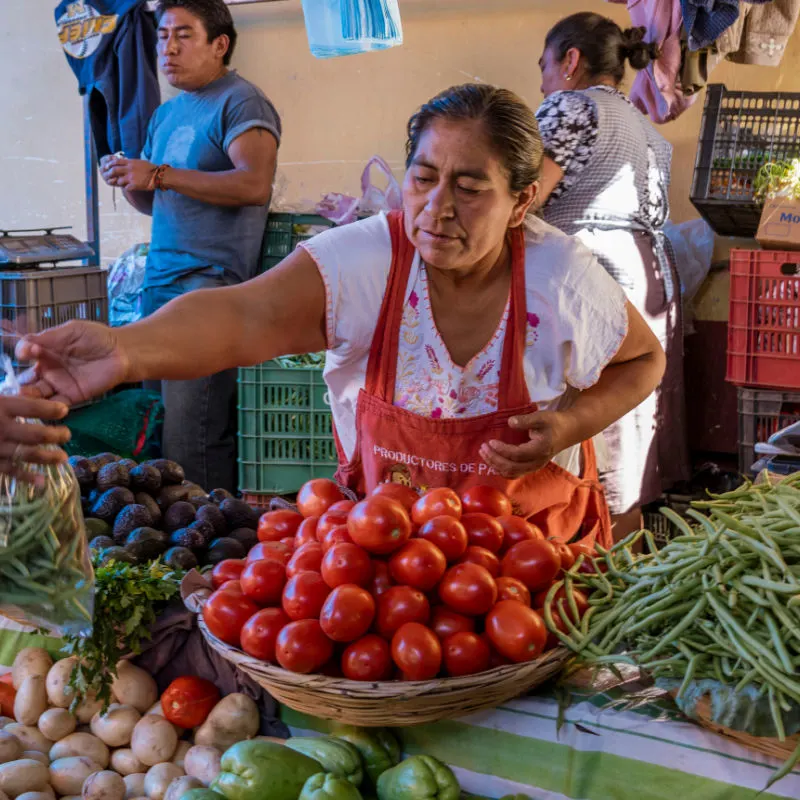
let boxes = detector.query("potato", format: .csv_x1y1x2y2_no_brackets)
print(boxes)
74,696,104,726
12,677,47,728
0,759,50,798
82,770,125,800
143,706,182,739
45,659,78,709
38,709,77,743
111,665,157,714
50,733,109,769
21,752,48,767
3,726,53,754
90,705,141,749
49,757,102,796
169,742,191,770
0,734,22,766
182,746,220,788
143,764,183,800
162,776,201,800
17,791,55,800
110,750,145,777
11,650,53,692
193,694,258,752
123,774,146,800
130,718,177,768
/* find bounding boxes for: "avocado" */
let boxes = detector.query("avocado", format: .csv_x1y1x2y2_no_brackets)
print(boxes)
146,459,186,486
157,485,191,513
88,452,120,475
98,546,137,566
164,546,198,571
130,464,162,494
208,488,234,505
97,461,132,491
195,504,226,537
228,527,259,551
85,517,112,539
182,482,208,501
187,519,215,547
206,537,247,564
113,504,155,544
68,456,95,492
219,498,259,531
89,535,115,552
118,458,138,471
91,487,136,524
87,488,102,506
125,527,168,562
164,501,196,533
190,496,212,510
169,527,205,550
135,492,162,528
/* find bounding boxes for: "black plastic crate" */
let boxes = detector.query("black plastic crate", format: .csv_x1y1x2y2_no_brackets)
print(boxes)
691,84,800,237
737,387,800,474
642,494,696,548
0,267,108,367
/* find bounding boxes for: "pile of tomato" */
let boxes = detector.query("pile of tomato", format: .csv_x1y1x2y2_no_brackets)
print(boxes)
201,480,590,681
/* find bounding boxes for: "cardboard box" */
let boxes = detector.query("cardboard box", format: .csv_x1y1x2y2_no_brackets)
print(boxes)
756,197,800,250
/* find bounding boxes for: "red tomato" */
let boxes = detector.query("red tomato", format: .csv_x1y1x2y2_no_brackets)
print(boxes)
342,634,392,681
347,496,412,555
457,545,501,577
320,584,376,642
551,541,576,571
442,632,491,677
211,559,246,589
286,542,324,578
317,510,350,542
368,560,393,599
0,683,15,719
501,539,560,592
391,623,442,681
496,576,531,606
282,571,331,620
296,479,346,518
321,525,353,552
412,488,463,526
430,606,475,640
417,516,468,562
388,539,447,592
329,500,355,514
295,517,320,548
247,541,292,566
569,542,604,574
240,559,287,606
240,607,290,662
461,485,512,518
319,658,344,678
321,543,373,588
438,563,497,616
461,513,505,553
257,510,303,543
371,482,420,512
376,586,431,639
202,589,260,646
485,600,547,663
160,676,220,728
275,620,334,673
218,579,243,594
533,586,589,623
497,516,544,555
483,633,513,668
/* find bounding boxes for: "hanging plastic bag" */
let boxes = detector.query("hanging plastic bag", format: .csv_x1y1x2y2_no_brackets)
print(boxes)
108,244,148,328
663,218,715,301
301,0,403,59
0,357,94,638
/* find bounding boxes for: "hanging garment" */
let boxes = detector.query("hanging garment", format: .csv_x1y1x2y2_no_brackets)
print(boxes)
55,0,160,158
712,0,800,65
680,0,741,51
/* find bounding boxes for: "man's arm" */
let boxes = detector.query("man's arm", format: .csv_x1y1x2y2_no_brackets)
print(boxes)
122,189,154,216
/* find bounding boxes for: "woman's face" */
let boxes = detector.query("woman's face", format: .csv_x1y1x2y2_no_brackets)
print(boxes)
539,45,569,97
403,118,534,274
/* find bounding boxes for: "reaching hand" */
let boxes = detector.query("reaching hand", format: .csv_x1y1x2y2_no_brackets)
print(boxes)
99,155,156,191
15,321,130,407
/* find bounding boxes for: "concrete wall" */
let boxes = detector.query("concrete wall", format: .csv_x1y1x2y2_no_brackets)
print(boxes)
2,0,799,266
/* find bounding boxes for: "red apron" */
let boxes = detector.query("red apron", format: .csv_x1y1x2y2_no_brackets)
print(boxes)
334,211,612,547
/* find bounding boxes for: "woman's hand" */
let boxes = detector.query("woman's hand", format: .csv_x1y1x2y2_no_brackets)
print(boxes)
480,411,575,479
0,395,71,483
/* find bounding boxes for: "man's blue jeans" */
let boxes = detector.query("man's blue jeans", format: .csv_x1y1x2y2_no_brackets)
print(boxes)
142,270,238,493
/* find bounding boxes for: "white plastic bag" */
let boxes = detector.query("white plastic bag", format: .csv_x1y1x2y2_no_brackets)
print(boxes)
663,218,715,301
108,243,148,327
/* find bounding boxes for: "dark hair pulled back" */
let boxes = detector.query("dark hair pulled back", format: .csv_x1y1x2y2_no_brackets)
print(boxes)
156,0,238,65
545,12,659,84
405,83,543,192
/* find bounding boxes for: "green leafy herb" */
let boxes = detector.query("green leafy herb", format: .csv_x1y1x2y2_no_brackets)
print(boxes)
273,352,326,369
62,558,183,709
754,158,800,203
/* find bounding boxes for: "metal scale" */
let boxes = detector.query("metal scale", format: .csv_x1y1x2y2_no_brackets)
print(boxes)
0,227,94,267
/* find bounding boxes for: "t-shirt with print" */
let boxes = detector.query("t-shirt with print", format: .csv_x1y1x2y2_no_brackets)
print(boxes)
300,212,629,471
141,70,281,288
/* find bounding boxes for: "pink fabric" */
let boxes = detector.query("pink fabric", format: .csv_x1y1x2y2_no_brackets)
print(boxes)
610,0,698,124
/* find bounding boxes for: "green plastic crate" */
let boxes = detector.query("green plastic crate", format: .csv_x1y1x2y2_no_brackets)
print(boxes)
259,213,335,274
237,361,337,496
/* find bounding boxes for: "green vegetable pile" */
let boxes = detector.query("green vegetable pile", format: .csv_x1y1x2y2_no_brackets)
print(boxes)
274,353,326,370
544,473,800,789
754,158,800,203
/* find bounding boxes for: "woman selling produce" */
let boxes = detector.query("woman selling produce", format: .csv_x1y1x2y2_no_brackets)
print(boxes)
16,84,665,547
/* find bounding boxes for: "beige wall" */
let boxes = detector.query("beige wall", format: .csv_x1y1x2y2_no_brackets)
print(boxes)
2,0,799,267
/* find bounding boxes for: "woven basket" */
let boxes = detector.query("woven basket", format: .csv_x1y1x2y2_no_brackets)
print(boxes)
199,615,570,726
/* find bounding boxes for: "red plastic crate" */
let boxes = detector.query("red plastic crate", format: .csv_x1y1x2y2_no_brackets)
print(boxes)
727,249,800,389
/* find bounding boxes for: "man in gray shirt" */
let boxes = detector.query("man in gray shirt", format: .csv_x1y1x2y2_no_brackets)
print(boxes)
100,0,281,493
